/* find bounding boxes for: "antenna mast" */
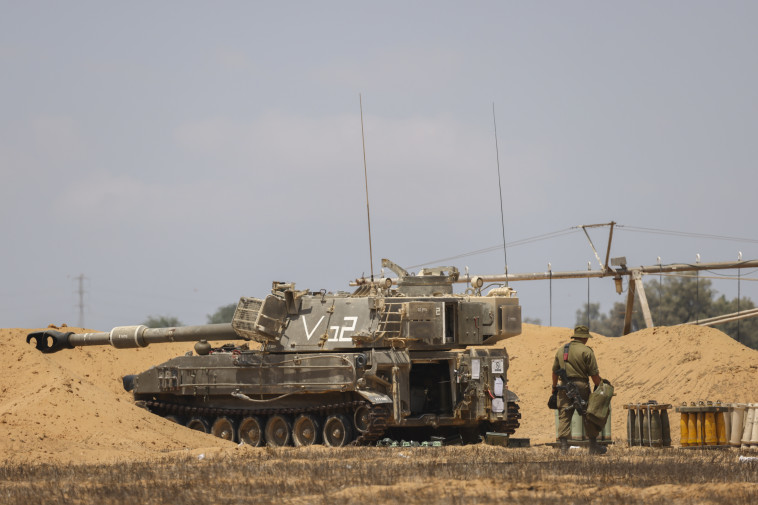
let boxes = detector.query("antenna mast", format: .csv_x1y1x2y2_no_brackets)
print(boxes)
360,94,374,281
492,103,509,285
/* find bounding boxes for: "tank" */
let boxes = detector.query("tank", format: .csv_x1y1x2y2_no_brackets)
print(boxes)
26,258,523,447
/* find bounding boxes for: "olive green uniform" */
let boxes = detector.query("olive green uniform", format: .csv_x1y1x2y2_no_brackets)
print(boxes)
552,340,600,439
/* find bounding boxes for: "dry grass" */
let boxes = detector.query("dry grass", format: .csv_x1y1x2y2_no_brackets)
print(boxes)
1,445,756,505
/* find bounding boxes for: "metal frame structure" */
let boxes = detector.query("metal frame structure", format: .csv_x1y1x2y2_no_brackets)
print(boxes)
458,258,758,334
376,223,758,335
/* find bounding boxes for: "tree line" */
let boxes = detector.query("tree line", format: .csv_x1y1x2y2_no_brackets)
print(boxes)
142,303,237,328
575,275,758,349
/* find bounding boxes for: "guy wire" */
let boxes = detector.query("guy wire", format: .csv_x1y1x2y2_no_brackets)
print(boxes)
492,102,509,285
359,93,374,281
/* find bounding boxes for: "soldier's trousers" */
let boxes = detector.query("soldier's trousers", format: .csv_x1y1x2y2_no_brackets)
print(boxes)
557,380,599,439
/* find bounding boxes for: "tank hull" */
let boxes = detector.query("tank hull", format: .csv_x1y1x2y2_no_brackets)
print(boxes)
130,346,520,446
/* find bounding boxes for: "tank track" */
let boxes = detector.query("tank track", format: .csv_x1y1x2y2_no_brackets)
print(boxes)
352,405,390,446
143,398,389,446
500,401,521,434
140,400,520,445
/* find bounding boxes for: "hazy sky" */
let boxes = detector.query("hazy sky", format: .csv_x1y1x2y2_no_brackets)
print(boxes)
2,1,757,331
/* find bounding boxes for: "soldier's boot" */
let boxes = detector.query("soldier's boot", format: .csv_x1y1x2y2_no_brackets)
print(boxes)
588,437,607,455
559,437,569,454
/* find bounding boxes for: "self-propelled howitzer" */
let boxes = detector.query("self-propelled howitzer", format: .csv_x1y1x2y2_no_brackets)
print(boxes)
27,259,522,447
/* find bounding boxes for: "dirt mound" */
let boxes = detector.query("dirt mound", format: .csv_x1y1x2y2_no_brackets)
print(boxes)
0,328,244,464
504,324,758,445
1,323,756,464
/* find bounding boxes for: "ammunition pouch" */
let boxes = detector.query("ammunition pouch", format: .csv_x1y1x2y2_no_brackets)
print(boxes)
547,391,558,410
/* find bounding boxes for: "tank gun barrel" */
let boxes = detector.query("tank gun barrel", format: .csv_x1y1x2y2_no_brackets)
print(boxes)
27,323,239,353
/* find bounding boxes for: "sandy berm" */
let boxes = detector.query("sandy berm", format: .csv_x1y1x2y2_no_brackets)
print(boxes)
1,324,755,464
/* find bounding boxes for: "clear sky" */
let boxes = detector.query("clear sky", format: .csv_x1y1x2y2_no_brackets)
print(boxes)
2,1,757,331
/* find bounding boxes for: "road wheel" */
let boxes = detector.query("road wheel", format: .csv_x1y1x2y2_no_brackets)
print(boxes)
265,415,292,447
353,406,371,433
211,417,236,441
238,416,265,447
323,414,353,447
164,415,182,424
186,417,210,433
292,414,321,447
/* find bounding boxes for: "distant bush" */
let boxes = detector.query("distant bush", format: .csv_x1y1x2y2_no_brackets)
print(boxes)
207,303,237,324
142,315,182,328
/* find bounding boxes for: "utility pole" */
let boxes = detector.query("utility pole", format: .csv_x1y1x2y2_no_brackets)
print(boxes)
74,274,87,328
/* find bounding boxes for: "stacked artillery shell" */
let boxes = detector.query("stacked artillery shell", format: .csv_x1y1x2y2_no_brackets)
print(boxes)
730,404,746,447
676,401,735,448
623,401,672,447
553,408,613,442
571,409,583,440
741,403,758,449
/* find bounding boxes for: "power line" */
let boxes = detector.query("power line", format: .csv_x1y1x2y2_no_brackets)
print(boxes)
649,272,758,282
703,268,758,278
409,223,757,271
618,225,758,244
408,228,578,269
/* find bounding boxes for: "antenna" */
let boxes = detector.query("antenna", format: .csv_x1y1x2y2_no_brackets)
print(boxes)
360,93,374,281
492,103,509,285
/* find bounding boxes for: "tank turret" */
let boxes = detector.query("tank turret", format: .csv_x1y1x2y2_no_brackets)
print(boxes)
26,259,522,447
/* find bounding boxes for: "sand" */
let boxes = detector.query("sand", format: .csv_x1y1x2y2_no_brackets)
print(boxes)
0,327,246,465
1,323,756,465
502,324,758,445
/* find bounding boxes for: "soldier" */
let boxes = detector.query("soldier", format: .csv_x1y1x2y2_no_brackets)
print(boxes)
551,325,606,455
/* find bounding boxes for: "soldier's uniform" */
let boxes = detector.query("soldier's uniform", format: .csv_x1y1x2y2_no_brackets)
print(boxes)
552,326,601,442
